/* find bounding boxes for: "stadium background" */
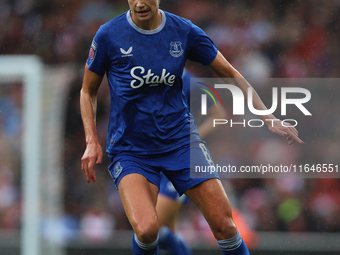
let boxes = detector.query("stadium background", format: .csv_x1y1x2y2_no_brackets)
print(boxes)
0,0,340,254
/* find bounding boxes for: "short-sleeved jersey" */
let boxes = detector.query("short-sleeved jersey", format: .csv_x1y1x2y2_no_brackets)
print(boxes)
87,10,217,155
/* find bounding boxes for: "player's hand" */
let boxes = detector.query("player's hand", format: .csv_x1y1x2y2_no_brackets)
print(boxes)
81,142,103,183
266,118,304,145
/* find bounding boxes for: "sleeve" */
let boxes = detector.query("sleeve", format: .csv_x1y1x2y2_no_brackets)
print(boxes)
86,26,109,76
187,23,218,66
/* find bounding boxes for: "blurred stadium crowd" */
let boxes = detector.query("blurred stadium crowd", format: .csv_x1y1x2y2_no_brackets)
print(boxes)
1,0,340,246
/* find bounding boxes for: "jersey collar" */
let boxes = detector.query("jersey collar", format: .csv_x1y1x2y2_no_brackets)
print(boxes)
126,9,166,35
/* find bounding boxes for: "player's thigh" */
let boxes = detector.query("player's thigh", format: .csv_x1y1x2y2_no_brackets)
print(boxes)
185,178,237,239
118,173,159,236
156,194,182,231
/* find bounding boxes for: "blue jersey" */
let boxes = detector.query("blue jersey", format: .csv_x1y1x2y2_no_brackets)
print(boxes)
87,10,217,155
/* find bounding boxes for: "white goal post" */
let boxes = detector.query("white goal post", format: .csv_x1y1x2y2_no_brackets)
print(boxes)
0,55,71,255
0,55,43,255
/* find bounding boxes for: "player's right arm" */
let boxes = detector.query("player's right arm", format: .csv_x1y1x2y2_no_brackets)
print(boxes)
80,63,104,183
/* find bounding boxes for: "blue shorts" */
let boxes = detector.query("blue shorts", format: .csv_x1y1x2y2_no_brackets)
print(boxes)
108,142,219,196
159,172,189,204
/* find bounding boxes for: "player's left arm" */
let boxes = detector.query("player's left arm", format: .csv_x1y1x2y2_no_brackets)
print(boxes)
209,51,303,145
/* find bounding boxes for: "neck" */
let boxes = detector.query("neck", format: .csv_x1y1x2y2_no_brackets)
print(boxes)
131,10,162,30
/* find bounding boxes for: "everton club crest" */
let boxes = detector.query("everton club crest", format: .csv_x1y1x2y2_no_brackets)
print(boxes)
169,41,184,57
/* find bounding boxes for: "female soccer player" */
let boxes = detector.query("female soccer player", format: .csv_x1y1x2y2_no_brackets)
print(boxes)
80,1,302,254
